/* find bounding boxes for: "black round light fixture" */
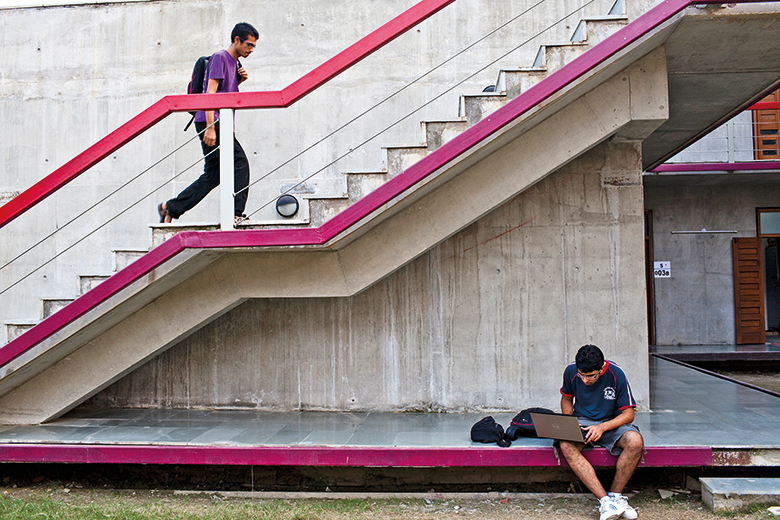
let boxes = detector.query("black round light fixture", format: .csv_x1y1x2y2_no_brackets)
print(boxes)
276,194,299,218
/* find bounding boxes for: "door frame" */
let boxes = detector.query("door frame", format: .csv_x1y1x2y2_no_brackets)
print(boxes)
644,210,656,345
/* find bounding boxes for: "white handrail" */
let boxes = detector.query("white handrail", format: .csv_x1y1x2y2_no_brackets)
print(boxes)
220,110,235,231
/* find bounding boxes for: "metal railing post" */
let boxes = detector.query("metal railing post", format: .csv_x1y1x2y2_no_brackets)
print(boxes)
220,109,235,230
727,118,736,163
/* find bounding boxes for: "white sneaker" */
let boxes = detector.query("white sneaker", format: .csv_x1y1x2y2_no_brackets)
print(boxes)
613,494,638,519
599,496,626,520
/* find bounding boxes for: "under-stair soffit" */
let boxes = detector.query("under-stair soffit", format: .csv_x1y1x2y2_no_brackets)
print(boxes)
0,248,225,395
641,5,780,170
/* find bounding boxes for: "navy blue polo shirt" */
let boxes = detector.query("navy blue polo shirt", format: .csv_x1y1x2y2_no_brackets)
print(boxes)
560,360,636,421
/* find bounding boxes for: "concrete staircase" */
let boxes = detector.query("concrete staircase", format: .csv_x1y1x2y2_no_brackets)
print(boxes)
64,13,633,265
3,249,147,344
0,7,674,424
140,13,629,246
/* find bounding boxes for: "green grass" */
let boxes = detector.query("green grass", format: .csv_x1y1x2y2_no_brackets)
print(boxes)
714,502,778,519
0,494,376,520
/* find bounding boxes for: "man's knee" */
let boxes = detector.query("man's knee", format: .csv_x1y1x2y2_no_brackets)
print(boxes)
618,430,644,453
558,440,584,459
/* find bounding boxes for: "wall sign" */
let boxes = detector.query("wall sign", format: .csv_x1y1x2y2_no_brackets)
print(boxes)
653,261,671,278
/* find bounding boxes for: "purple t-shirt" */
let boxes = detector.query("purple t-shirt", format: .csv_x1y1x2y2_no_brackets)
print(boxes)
194,49,239,123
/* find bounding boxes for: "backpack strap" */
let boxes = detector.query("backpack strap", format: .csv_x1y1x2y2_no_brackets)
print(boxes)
183,114,196,132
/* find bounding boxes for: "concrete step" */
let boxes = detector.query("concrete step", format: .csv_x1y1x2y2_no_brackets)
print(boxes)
78,274,111,295
112,248,149,272
307,196,350,227
279,177,349,200
239,219,312,229
383,145,428,176
344,172,388,203
533,41,589,72
151,203,314,236
460,92,507,127
149,223,218,248
3,251,145,346
491,16,627,112
498,69,548,101
700,477,780,512
41,298,74,319
570,16,628,44
3,321,36,344
421,120,467,152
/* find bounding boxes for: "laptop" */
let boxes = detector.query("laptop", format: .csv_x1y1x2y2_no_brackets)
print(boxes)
530,411,590,443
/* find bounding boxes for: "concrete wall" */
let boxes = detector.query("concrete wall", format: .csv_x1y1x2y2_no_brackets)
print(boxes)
84,140,651,412
645,181,780,346
0,0,620,331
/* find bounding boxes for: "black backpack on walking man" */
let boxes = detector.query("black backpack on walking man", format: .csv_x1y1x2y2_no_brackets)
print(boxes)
183,55,242,131
183,56,210,132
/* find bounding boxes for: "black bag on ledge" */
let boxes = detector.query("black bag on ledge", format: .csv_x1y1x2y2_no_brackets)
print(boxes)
470,416,511,447
505,407,555,440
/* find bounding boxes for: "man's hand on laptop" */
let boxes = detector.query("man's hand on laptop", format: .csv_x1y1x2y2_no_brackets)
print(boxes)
582,423,607,443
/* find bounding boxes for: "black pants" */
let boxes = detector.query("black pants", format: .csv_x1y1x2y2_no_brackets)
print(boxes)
166,121,250,219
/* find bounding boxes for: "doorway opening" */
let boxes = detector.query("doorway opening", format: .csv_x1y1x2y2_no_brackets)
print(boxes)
644,210,656,346
758,208,780,340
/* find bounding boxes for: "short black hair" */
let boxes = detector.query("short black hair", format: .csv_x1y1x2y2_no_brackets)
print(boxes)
575,344,604,373
232,22,259,42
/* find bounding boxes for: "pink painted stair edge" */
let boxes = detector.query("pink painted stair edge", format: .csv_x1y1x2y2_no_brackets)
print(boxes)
0,444,712,467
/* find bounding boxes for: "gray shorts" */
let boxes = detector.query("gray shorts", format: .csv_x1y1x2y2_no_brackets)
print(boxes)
576,418,641,456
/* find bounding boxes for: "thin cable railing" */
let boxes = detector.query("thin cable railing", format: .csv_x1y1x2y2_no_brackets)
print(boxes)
0,0,461,331
242,0,603,219
0,123,218,298
0,0,458,231
0,0,601,300
664,117,780,164
235,0,566,200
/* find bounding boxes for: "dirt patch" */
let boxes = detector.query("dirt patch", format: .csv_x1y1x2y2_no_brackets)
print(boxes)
714,370,780,394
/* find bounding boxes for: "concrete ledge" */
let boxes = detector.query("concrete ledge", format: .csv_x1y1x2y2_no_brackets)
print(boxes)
0,444,711,467
701,477,780,511
713,449,780,467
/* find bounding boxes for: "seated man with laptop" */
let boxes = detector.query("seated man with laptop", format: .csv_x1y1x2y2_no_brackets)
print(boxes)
558,344,644,520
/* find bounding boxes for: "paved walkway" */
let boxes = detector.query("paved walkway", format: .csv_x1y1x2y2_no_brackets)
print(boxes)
0,351,777,450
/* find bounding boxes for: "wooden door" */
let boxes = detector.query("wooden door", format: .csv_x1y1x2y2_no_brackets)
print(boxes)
753,90,780,160
733,237,766,344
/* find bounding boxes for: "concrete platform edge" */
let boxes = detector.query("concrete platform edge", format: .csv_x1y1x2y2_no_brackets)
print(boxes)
700,477,780,511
